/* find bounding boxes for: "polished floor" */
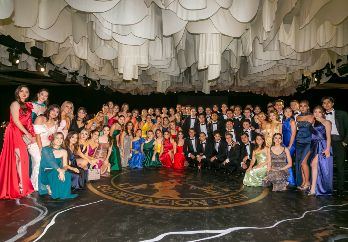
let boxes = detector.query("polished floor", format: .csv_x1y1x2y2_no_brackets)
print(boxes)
1,168,348,242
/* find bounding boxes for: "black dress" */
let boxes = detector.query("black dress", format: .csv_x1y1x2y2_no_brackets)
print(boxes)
69,118,86,133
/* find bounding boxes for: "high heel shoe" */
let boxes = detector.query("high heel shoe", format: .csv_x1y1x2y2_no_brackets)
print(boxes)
307,191,315,196
299,184,310,191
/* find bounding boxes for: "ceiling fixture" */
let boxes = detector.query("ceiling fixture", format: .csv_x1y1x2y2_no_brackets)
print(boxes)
83,76,91,87
36,58,46,72
7,48,20,65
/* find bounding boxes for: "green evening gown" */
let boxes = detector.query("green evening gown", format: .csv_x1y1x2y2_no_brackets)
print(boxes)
143,139,162,168
243,149,268,187
39,147,78,199
110,129,122,171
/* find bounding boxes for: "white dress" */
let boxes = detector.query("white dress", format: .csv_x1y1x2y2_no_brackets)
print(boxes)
28,124,57,191
57,119,68,138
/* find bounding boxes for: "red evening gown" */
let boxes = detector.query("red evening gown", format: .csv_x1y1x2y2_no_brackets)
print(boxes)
173,145,185,169
159,139,173,168
0,102,35,199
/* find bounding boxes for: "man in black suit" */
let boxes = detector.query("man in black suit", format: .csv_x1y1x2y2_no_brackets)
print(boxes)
223,119,241,143
209,131,228,170
233,105,244,132
322,96,348,196
274,99,285,123
240,133,255,171
196,132,213,169
208,112,223,137
184,128,199,167
243,108,258,128
194,113,209,138
242,119,256,143
183,108,197,137
221,133,241,173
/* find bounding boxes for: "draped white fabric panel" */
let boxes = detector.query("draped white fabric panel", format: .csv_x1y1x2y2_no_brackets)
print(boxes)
0,0,347,96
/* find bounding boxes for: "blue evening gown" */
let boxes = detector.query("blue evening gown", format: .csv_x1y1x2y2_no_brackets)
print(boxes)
128,138,145,169
282,117,296,186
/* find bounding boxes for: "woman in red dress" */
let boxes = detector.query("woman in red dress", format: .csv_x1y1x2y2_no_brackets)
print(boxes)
173,131,185,170
159,131,175,168
0,85,35,199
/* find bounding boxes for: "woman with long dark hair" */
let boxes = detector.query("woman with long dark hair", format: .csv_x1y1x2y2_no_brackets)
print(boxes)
243,134,268,187
28,104,60,191
65,131,87,190
120,121,134,168
0,85,35,199
31,88,49,123
69,107,87,133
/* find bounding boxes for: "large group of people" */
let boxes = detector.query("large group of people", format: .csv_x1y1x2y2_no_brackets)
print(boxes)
0,85,347,200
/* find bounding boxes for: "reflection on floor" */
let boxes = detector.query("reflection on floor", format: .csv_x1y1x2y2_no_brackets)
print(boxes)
1,168,347,242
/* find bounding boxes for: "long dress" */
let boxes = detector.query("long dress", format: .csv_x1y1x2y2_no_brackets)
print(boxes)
295,117,312,186
128,138,145,169
143,139,162,168
110,130,122,171
243,150,268,187
94,142,111,170
141,122,150,138
0,102,35,199
282,118,296,186
159,139,173,168
263,148,289,191
28,123,57,191
309,121,333,195
121,133,132,168
67,148,87,190
173,145,185,169
38,147,77,199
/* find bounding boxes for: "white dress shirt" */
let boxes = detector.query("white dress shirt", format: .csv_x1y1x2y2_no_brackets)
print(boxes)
325,109,339,135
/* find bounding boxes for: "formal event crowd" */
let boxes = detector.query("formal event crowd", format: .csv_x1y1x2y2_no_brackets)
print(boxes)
0,85,347,200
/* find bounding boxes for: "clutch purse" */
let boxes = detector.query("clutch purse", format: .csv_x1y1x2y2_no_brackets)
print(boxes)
22,134,32,145
87,167,100,181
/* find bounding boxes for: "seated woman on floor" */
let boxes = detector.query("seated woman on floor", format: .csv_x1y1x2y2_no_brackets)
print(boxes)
243,134,268,187
39,132,78,199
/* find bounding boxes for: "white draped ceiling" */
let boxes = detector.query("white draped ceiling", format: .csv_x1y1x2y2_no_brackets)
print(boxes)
0,0,348,96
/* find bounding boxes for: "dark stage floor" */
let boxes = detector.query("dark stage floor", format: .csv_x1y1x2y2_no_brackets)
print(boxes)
1,169,348,242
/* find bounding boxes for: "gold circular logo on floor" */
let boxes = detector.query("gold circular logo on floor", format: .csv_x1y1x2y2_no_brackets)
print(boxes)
88,169,268,210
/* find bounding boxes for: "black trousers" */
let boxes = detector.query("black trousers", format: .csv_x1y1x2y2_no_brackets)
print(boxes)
332,140,346,192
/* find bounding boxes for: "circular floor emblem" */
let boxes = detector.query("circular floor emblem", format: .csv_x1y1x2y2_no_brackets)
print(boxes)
88,169,268,210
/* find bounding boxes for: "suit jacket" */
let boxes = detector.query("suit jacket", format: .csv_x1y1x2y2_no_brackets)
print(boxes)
194,122,209,138
232,116,244,133
223,129,242,143
207,121,224,137
183,116,198,137
334,110,348,144
183,137,199,158
226,143,241,165
211,139,228,162
197,140,214,159
242,129,257,142
240,143,255,161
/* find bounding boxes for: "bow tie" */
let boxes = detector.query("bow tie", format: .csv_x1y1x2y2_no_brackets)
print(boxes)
326,112,333,115
227,130,234,132
191,118,196,120
190,138,195,140
212,122,217,124
201,142,206,144
200,123,206,125
245,144,250,146
228,144,232,147
215,141,220,144
244,129,251,132
235,116,242,119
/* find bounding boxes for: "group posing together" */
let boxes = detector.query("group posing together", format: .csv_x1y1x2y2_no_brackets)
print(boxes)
0,85,347,200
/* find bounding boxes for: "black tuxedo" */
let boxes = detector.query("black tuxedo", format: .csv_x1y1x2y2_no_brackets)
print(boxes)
232,116,244,133
209,139,228,169
242,128,256,142
240,143,255,170
207,121,224,137
196,140,214,168
194,122,209,138
223,129,242,143
183,116,198,137
221,143,241,172
184,137,199,166
326,109,348,192
243,117,258,129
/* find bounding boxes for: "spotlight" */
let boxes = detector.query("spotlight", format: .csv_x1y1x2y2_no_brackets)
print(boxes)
84,76,91,87
7,48,20,65
36,58,46,72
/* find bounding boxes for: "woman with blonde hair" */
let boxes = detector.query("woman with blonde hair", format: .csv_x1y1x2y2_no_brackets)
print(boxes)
86,111,104,132
58,101,74,138
263,110,282,147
